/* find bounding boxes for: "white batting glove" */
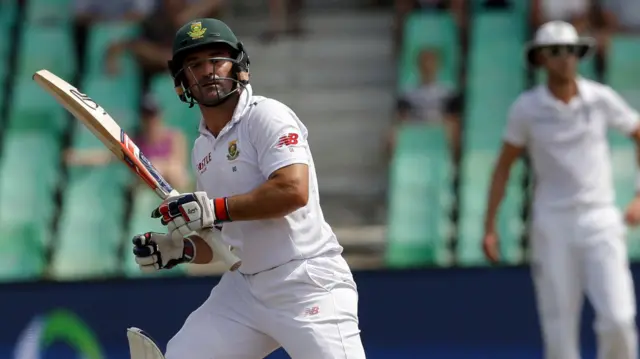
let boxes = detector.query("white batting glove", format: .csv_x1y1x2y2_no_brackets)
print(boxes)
150,192,231,241
132,232,195,272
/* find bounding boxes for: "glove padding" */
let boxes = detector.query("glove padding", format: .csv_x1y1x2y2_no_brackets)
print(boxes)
151,192,228,241
132,232,195,273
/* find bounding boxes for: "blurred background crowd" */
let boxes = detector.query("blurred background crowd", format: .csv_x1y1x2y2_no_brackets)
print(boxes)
1,0,640,283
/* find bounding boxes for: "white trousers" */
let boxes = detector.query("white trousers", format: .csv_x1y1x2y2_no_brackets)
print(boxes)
530,205,638,359
165,253,366,359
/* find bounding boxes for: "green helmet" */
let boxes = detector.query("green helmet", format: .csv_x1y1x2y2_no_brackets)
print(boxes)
168,18,250,107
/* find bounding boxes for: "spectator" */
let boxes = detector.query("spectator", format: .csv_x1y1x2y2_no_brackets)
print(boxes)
73,0,157,72
601,0,640,33
386,48,461,159
261,0,305,43
105,0,225,91
73,0,155,24
530,0,591,29
64,96,190,191
133,95,190,191
64,148,112,167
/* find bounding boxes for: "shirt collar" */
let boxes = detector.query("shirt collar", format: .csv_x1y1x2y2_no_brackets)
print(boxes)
537,76,593,107
198,84,253,137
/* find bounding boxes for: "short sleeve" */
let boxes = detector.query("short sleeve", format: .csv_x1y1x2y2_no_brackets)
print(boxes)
248,101,310,179
503,98,529,147
603,86,640,135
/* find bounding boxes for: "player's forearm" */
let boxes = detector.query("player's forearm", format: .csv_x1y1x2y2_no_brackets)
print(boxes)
225,179,308,221
484,167,511,232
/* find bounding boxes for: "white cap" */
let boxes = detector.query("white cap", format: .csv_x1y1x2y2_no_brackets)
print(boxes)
524,20,595,67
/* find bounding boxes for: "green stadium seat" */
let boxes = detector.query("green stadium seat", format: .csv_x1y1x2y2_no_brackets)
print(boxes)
465,11,524,142
0,222,48,281
398,12,459,91
50,165,129,280
385,123,453,268
459,12,527,265
26,0,73,25
0,132,60,224
458,150,526,266
606,35,640,261
0,0,18,28
86,23,140,76
69,75,141,149
150,74,202,144
608,35,640,89
123,189,185,277
17,25,76,80
8,78,68,133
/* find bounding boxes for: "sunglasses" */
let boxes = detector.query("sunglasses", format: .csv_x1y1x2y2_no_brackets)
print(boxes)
540,45,582,57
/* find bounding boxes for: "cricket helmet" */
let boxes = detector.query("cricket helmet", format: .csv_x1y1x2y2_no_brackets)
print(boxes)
524,21,595,67
168,18,250,107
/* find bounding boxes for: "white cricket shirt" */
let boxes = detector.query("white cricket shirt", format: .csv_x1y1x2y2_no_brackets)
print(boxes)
504,78,640,211
191,85,344,274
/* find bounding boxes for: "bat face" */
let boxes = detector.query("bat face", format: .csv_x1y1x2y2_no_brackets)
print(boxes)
33,69,176,199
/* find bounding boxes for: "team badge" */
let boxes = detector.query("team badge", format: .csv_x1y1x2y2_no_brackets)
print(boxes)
227,140,240,161
187,22,207,40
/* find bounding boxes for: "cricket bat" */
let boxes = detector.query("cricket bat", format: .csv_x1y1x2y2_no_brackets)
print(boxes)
33,69,242,272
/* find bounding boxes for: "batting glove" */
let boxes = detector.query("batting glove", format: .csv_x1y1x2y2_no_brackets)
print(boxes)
132,232,195,272
150,192,231,241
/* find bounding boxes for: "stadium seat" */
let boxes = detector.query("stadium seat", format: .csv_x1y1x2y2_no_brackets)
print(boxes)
123,189,185,277
458,150,526,265
0,132,60,224
398,12,459,91
25,0,73,25
17,24,76,80
8,78,68,134
458,10,527,266
0,222,48,281
85,22,141,76
70,75,140,149
50,165,129,280
0,0,18,28
607,35,640,260
385,123,453,268
150,74,202,144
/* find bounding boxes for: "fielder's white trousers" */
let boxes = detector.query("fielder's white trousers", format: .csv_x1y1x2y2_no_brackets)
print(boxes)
530,205,638,359
165,253,366,359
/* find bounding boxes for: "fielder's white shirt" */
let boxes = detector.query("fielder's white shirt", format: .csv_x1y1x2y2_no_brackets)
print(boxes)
504,78,640,210
192,85,343,274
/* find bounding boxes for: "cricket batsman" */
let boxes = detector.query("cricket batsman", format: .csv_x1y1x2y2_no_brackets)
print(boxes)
483,20,640,359
128,18,366,359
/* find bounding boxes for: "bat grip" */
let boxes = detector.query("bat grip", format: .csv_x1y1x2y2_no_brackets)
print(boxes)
165,190,240,271
201,229,242,271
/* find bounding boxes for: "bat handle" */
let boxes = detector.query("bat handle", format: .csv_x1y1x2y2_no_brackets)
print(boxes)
165,190,241,271
201,229,242,271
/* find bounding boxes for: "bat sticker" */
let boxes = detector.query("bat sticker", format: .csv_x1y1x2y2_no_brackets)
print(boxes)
119,129,174,196
138,152,175,195
69,89,106,114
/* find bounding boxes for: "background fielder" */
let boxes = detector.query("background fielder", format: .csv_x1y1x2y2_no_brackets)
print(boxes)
130,18,366,359
483,21,640,359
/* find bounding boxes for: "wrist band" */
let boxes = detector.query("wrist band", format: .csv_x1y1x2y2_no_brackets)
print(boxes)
182,238,195,263
213,197,232,222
